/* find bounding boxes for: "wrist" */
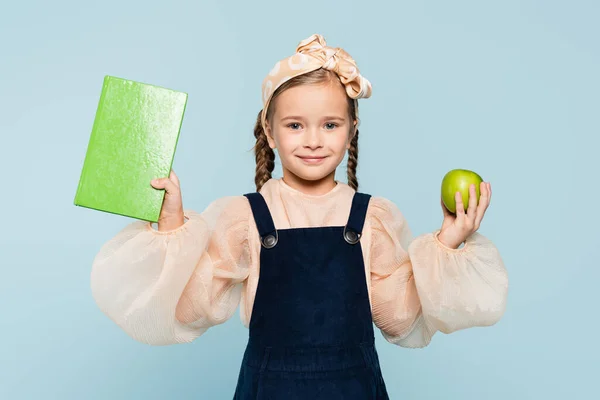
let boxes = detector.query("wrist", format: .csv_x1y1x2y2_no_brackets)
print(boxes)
435,231,462,250
158,213,185,232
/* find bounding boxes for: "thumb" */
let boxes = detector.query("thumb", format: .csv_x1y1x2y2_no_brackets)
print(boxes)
440,196,452,217
151,177,177,193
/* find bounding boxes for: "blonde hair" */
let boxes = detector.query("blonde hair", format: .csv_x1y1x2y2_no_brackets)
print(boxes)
253,68,360,192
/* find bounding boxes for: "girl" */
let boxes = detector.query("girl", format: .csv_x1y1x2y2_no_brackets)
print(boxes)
91,34,508,399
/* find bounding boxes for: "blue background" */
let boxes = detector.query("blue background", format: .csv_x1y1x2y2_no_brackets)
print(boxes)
1,0,598,398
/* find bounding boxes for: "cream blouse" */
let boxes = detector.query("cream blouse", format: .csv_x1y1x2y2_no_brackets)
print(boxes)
90,178,508,348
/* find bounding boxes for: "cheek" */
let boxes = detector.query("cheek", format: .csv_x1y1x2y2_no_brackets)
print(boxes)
329,133,352,152
274,132,301,151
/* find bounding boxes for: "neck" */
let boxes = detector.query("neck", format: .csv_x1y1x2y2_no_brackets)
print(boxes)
281,169,337,196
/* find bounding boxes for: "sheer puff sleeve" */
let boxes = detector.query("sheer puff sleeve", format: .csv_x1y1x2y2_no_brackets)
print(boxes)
367,197,508,348
90,196,251,346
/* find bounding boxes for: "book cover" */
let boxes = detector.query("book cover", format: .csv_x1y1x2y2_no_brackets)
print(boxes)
74,75,188,222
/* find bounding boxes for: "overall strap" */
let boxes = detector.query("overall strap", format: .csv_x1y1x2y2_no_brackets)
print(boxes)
243,192,278,248
344,192,372,244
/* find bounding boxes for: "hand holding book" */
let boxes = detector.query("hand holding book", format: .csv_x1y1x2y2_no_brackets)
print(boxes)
150,170,185,231
74,76,188,223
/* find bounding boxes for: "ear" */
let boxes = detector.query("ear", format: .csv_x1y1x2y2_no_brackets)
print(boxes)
265,122,277,149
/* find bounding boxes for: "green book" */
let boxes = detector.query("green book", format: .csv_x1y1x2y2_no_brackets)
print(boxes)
74,75,188,222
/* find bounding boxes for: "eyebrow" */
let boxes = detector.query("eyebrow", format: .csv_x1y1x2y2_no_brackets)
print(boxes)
280,115,346,121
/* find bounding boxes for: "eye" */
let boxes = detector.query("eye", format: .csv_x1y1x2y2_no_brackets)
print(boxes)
287,123,302,130
324,122,338,130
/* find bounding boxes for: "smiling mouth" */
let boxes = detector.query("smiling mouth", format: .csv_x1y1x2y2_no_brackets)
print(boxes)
297,155,328,164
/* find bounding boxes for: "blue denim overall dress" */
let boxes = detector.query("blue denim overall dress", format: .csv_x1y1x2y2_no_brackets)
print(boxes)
233,191,390,399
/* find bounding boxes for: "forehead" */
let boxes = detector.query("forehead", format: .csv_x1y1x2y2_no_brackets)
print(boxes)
273,82,348,117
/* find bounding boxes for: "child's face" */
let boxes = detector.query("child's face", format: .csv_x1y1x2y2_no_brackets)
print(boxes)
266,81,355,187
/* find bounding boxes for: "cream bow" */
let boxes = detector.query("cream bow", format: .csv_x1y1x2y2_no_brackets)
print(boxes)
261,34,372,130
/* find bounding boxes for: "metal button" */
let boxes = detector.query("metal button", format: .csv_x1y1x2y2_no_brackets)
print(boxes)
344,228,360,244
262,233,278,248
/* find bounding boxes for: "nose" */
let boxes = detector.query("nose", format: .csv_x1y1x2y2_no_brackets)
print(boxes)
303,126,323,149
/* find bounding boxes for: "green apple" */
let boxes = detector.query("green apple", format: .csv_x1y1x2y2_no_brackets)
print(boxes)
441,169,483,213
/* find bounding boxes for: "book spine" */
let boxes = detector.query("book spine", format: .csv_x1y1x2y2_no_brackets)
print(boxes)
74,76,111,205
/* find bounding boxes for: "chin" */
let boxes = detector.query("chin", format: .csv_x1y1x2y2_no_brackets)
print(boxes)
286,164,337,183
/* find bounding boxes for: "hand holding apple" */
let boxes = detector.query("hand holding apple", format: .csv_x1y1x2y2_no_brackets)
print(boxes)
437,169,492,249
441,169,484,213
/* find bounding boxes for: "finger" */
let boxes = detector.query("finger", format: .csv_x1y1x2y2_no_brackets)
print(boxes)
488,182,492,203
474,182,490,228
466,184,478,219
151,177,179,194
454,191,466,221
478,182,490,210
441,196,452,217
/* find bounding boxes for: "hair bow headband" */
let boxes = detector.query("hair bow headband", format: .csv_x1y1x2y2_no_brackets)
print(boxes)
260,34,372,130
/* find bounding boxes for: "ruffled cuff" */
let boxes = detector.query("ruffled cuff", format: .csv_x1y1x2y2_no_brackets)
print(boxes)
146,213,193,235
407,231,509,334
91,209,212,345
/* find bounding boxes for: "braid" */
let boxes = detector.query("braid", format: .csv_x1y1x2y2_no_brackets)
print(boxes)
253,110,275,192
347,128,359,191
